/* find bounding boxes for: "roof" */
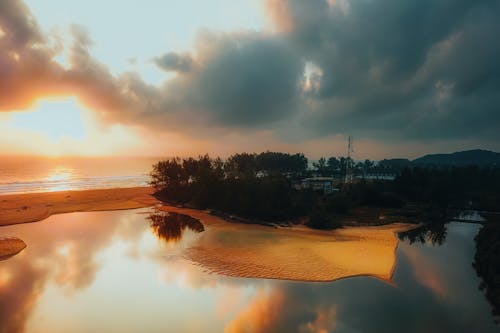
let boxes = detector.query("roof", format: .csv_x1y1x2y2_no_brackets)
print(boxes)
302,177,335,182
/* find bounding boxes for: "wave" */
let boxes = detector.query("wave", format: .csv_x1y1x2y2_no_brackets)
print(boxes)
0,174,150,195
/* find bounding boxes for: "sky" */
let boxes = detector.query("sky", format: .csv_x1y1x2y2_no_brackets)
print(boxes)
0,0,499,159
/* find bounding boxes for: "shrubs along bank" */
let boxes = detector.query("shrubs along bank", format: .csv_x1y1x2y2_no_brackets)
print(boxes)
150,152,500,230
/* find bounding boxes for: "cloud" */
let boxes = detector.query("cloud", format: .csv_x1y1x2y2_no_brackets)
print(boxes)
154,52,193,72
269,0,500,142
1,0,500,155
224,288,286,333
173,32,304,127
0,1,303,134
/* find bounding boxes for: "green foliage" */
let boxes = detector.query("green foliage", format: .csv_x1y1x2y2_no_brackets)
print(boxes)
225,153,257,179
256,151,308,175
394,166,500,210
151,153,500,229
150,153,312,221
313,157,328,176
306,209,341,230
325,194,352,214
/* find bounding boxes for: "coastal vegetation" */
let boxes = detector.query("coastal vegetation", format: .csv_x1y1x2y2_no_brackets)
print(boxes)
150,151,500,230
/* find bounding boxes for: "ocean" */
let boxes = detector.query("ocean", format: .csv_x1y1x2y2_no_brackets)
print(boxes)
0,156,161,195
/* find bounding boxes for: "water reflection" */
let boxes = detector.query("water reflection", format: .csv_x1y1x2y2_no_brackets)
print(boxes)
148,211,204,243
473,224,500,323
0,211,133,333
398,223,448,246
0,210,498,332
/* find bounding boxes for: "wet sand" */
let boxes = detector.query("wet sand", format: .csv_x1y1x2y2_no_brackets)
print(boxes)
160,206,415,282
0,187,159,226
0,237,26,260
0,188,415,282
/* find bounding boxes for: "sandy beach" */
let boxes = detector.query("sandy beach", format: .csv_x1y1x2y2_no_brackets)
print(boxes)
0,187,160,226
0,187,415,282
160,206,415,282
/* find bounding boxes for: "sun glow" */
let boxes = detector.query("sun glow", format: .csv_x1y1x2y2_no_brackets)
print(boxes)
0,95,148,157
44,166,74,192
12,96,87,141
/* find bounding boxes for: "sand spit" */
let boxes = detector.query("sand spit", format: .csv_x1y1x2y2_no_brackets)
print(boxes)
0,237,26,260
160,206,415,282
0,187,160,226
0,189,416,282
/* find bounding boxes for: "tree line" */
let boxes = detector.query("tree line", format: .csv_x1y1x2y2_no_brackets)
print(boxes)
150,153,315,222
150,152,500,229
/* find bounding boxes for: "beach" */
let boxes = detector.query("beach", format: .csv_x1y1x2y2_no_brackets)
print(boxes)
0,187,414,282
160,205,414,281
0,187,160,226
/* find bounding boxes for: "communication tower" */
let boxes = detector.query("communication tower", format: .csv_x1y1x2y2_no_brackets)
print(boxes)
345,136,354,183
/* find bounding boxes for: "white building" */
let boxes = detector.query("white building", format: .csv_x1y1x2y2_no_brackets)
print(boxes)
299,177,338,194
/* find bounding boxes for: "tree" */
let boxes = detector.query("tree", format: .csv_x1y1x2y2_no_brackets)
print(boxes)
255,151,308,175
225,153,257,179
313,157,329,176
363,159,374,174
327,157,340,174
150,158,186,191
306,209,341,230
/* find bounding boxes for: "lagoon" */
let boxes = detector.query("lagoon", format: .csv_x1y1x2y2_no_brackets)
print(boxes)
0,209,497,333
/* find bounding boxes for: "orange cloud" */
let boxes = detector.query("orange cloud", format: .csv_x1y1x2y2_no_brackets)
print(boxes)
401,246,449,299
298,306,337,333
265,0,294,32
224,288,285,333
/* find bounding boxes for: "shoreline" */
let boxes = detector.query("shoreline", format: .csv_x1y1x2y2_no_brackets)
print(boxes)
0,187,160,227
159,205,415,282
0,187,419,282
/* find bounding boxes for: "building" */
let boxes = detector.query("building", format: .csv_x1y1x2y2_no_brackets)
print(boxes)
298,177,338,194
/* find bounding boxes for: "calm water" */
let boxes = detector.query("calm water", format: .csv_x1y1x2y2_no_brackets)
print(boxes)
0,209,497,333
0,156,159,194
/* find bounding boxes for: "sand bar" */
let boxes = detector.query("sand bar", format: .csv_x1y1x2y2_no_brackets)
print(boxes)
0,187,160,226
0,188,416,282
160,206,415,282
0,237,27,260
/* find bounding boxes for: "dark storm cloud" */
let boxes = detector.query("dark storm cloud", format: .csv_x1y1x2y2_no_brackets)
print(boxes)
138,0,500,141
269,0,500,141
183,33,303,126
147,32,304,128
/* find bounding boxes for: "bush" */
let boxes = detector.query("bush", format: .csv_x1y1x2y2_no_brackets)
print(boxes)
325,194,352,214
306,209,341,230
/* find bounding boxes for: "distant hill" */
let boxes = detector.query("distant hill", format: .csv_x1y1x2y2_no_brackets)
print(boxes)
378,158,411,169
412,149,500,167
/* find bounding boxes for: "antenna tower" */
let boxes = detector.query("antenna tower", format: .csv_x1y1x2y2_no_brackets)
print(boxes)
345,136,354,183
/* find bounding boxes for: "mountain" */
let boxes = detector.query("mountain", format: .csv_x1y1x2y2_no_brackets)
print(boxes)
412,149,500,167
378,158,411,169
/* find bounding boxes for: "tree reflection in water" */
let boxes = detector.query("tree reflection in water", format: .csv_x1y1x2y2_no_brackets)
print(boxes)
473,224,500,324
398,223,448,246
148,210,205,243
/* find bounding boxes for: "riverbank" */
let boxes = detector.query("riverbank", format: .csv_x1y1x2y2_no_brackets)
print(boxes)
159,205,416,281
0,187,418,281
0,187,160,226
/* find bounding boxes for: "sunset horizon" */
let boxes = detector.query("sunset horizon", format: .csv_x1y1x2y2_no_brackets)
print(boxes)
2,0,499,160
1,1,500,332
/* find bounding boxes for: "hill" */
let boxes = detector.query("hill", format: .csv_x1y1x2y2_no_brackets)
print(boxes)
412,149,500,167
